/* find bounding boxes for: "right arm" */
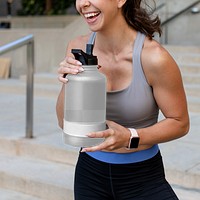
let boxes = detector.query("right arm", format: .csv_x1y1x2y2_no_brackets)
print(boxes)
56,84,65,128
56,37,88,128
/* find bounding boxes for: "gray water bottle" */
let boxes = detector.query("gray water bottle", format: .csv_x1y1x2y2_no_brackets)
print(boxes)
63,44,107,147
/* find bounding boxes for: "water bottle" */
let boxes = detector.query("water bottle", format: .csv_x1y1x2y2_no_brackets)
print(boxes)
63,44,107,147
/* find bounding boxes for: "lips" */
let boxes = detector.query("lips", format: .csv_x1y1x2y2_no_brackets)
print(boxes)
83,12,101,23
84,12,100,18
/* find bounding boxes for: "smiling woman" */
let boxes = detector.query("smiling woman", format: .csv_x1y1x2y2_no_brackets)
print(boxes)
56,0,189,199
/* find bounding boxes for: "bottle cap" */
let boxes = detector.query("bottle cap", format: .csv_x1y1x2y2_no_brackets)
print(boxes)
71,44,98,65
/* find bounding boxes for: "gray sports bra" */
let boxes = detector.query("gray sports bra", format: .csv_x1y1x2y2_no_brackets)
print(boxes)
88,32,159,129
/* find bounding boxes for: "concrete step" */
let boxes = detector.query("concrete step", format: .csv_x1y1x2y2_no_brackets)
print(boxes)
174,54,200,65
0,188,44,200
0,77,60,98
165,45,200,54
0,136,78,166
172,185,200,200
180,64,200,74
0,92,76,199
0,153,74,200
187,96,200,113
185,84,200,97
182,73,200,84
20,73,58,85
165,45,200,69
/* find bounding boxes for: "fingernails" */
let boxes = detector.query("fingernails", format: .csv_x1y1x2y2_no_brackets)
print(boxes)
86,133,92,137
77,61,82,65
73,69,79,74
78,67,84,72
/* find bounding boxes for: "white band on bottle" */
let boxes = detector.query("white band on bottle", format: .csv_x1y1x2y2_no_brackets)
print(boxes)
127,128,139,148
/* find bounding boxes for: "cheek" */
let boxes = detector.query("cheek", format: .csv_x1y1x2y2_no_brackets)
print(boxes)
75,1,80,13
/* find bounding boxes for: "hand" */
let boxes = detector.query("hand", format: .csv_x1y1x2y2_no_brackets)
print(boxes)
81,120,130,152
57,56,84,84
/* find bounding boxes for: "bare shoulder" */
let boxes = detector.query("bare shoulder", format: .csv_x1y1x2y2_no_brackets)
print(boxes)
142,37,179,84
66,33,92,55
142,38,176,71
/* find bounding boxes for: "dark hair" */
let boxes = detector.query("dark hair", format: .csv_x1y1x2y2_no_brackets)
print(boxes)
122,0,162,39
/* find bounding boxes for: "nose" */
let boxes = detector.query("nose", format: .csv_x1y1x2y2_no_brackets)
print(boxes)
78,0,90,7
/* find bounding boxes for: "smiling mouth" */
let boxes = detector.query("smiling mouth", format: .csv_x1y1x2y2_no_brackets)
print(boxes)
84,12,100,19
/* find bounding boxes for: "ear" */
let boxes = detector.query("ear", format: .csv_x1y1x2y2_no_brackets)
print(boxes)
117,0,127,8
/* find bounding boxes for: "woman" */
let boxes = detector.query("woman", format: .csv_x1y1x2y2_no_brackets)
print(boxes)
56,0,190,199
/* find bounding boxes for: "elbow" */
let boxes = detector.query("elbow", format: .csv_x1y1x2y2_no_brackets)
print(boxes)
180,116,190,137
58,119,64,129
183,122,190,136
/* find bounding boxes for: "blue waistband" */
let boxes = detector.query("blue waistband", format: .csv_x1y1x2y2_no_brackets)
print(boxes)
86,144,159,164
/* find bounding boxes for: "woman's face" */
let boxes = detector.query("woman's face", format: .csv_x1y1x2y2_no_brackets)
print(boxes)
76,0,126,32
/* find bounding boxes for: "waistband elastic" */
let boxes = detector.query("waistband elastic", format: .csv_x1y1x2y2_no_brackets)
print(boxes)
86,144,159,164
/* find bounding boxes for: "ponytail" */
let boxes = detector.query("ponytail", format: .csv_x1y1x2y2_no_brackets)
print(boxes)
122,0,162,39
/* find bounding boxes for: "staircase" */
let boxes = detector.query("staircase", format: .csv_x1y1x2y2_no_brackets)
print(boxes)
0,73,78,199
164,45,200,113
0,45,200,199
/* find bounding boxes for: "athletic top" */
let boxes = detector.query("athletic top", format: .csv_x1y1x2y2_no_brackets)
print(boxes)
86,32,159,164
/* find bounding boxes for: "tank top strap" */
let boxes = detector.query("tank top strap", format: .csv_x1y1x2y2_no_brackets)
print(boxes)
133,32,146,54
88,32,96,45
133,32,148,85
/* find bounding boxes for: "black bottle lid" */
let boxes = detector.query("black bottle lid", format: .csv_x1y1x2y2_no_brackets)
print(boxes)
71,44,98,65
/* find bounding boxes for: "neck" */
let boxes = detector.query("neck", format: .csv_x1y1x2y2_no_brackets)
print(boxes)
96,27,137,55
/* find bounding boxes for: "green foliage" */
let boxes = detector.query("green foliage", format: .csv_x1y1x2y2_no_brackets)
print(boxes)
18,0,75,15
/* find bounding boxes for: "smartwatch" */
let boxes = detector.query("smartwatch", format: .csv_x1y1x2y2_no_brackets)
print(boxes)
127,128,140,149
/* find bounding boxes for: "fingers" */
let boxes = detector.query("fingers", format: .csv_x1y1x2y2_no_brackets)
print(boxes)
59,58,83,74
81,129,115,152
86,129,113,138
58,56,84,83
81,141,108,152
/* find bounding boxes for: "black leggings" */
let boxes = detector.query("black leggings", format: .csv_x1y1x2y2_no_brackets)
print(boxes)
74,151,179,200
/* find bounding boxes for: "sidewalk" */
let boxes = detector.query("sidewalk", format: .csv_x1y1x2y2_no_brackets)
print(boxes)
0,81,200,199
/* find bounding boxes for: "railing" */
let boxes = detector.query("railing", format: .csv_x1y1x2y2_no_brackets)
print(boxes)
154,2,166,12
0,35,34,138
161,0,200,26
160,0,200,44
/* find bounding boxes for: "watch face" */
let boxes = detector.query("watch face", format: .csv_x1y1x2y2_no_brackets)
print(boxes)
130,137,140,148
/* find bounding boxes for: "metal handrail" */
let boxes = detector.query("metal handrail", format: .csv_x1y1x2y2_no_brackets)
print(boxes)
0,34,34,138
154,3,166,12
160,0,200,44
161,0,200,26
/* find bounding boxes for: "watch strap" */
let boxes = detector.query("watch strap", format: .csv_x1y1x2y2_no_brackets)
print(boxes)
127,128,139,149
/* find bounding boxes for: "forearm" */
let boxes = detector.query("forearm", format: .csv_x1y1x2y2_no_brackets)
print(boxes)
137,116,189,146
56,84,65,129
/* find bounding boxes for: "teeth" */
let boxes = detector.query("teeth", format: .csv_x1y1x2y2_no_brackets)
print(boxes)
84,12,99,18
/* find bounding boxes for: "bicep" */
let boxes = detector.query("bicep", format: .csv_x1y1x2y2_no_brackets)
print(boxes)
151,56,188,122
144,46,188,121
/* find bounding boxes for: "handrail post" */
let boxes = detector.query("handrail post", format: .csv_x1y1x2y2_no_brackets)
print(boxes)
0,34,35,138
26,40,34,138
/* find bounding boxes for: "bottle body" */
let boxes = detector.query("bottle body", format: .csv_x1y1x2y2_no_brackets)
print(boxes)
63,65,106,147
